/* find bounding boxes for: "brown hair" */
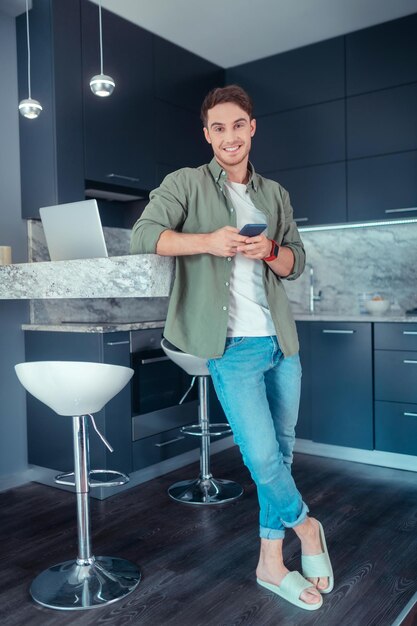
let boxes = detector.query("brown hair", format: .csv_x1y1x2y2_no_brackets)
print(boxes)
200,84,253,127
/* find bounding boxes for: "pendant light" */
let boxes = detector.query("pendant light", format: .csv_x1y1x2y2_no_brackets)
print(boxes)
19,0,42,119
89,0,115,97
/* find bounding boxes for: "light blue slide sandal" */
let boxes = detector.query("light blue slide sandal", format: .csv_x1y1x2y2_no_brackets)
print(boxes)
257,570,323,610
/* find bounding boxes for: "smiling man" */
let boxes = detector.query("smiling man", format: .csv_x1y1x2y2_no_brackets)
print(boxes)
131,85,333,611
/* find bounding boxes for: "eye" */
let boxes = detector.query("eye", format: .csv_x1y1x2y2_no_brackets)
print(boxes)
213,126,224,132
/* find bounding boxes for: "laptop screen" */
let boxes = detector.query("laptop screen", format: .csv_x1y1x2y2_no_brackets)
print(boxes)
39,199,108,261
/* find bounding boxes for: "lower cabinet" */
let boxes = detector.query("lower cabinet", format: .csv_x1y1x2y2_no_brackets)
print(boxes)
374,322,417,455
296,321,312,439
310,322,373,449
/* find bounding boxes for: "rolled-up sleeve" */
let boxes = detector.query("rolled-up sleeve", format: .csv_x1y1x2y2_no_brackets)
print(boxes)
130,172,188,254
280,189,306,281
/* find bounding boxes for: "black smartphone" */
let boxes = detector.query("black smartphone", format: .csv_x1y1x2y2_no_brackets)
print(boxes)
239,223,268,237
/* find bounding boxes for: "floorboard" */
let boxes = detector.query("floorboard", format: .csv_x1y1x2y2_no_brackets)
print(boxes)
0,448,417,625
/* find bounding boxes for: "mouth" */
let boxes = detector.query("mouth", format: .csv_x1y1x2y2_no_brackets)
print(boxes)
223,145,241,154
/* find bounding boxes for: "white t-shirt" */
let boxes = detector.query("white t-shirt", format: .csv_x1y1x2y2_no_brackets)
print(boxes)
225,181,276,337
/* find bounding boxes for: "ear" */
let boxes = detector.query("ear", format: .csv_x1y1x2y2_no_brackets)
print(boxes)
203,127,212,144
250,118,256,138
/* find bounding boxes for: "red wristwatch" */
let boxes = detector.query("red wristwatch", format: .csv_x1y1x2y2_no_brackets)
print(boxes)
263,239,279,262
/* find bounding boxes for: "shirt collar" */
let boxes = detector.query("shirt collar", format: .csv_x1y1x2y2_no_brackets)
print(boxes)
208,157,259,193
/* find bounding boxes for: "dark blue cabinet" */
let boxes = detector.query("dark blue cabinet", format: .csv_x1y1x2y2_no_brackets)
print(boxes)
346,14,417,95
347,83,417,160
155,100,212,181
25,331,132,474
374,323,417,455
227,37,345,116
81,1,156,193
154,37,223,114
347,151,417,222
269,162,347,226
17,0,85,218
252,100,345,172
310,323,373,449
296,322,311,439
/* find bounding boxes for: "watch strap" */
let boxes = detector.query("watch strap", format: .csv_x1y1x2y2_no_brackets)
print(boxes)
263,239,279,262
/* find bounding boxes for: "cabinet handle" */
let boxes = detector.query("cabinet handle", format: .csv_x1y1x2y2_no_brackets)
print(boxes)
322,329,355,334
295,217,309,223
106,340,130,346
384,207,417,214
404,412,417,417
107,173,140,182
403,360,417,364
141,356,170,365
403,331,417,335
154,436,185,448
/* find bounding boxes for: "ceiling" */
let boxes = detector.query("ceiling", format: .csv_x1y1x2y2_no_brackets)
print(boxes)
4,0,416,68
91,0,417,68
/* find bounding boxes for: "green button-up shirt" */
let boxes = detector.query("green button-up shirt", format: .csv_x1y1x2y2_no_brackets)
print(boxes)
130,158,306,359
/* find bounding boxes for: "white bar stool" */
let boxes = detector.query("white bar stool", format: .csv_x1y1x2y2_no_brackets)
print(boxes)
15,361,141,611
161,339,243,505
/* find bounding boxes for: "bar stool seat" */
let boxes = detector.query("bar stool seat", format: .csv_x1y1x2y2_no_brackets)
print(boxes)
15,361,141,611
161,339,243,505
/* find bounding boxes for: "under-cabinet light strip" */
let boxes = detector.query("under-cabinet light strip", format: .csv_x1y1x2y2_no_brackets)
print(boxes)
299,216,417,233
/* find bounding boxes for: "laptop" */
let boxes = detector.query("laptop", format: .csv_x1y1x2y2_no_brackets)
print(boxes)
39,199,108,261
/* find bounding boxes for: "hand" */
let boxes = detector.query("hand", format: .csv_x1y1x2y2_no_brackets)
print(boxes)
205,226,248,257
237,234,271,260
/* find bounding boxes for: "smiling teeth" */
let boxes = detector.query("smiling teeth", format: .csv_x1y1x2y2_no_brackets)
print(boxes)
225,146,239,151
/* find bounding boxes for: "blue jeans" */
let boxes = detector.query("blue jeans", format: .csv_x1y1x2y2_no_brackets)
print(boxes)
207,336,309,539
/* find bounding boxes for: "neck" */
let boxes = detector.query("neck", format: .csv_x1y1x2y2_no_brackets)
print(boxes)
221,160,250,184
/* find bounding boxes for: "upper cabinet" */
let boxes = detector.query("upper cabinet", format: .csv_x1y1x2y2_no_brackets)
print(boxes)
17,0,85,218
81,1,155,194
346,14,417,96
227,37,345,116
251,100,345,172
346,83,417,160
154,37,223,114
153,37,222,184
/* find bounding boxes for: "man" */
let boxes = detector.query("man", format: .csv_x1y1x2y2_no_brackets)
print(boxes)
131,85,333,610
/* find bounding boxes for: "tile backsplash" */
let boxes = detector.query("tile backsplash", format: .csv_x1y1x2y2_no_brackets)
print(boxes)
285,222,417,315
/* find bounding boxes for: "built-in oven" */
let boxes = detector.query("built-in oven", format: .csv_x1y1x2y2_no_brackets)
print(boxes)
130,328,198,446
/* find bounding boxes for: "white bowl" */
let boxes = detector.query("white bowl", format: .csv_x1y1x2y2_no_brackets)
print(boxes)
365,299,390,314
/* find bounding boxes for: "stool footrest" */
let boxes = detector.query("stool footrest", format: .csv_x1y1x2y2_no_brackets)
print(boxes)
180,422,232,437
54,469,129,488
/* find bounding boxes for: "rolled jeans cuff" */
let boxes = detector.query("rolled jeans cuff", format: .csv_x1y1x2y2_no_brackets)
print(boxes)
259,526,286,540
281,501,310,530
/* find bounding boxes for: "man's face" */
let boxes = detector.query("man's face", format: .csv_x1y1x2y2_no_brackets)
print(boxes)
203,102,256,170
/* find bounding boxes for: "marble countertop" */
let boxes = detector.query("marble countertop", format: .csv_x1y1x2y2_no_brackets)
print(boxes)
0,255,174,300
22,312,417,333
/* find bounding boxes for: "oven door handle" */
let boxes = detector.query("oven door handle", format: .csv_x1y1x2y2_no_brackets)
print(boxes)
140,356,170,365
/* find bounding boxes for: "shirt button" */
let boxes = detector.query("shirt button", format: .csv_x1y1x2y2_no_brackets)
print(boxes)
222,306,227,311
225,281,229,287
221,171,226,176
227,257,232,261
230,207,234,212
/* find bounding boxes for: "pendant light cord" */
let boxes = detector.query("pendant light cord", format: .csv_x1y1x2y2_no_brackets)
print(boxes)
99,0,104,75
25,0,31,99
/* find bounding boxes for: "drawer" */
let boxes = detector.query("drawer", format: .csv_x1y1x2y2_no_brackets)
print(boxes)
375,401,417,456
130,328,164,353
374,350,417,403
374,323,417,351
132,400,198,440
132,426,199,471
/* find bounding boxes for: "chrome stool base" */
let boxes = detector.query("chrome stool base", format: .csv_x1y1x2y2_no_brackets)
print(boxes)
30,556,141,611
168,477,243,505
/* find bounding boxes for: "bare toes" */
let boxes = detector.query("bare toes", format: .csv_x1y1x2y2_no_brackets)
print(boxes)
300,587,321,605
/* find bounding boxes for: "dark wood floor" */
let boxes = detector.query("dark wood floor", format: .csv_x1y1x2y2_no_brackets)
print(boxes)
1,447,417,626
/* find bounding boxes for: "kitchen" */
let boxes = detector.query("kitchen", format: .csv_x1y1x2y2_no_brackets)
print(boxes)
1,0,417,623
